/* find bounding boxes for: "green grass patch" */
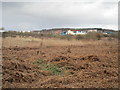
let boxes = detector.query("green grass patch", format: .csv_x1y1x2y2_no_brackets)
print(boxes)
33,59,64,75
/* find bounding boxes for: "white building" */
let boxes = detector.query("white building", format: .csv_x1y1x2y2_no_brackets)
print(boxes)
67,29,98,35
67,30,87,35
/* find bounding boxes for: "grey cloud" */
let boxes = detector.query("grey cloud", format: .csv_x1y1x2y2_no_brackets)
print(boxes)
2,1,118,31
0,2,2,27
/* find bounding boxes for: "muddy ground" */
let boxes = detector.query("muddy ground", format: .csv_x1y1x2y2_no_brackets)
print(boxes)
2,40,118,88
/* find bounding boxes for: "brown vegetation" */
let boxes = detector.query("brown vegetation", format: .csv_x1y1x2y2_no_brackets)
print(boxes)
2,37,118,88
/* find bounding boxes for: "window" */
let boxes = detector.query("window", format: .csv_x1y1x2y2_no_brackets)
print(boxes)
78,31,81,33
73,31,76,33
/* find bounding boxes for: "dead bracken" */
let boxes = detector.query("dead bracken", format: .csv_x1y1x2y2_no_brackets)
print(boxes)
2,38,118,88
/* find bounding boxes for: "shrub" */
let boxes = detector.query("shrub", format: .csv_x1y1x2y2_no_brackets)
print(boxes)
33,59,64,75
75,35,84,40
103,34,109,37
60,35,73,41
46,33,53,37
84,32,103,40
110,32,118,38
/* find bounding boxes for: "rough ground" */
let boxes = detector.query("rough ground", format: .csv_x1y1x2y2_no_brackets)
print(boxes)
2,39,118,88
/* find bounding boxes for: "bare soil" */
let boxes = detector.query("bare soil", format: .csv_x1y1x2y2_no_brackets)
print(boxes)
2,39,118,88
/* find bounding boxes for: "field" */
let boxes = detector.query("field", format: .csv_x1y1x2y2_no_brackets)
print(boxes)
2,37,118,88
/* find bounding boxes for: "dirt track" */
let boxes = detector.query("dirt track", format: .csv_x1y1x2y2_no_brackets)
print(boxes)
2,39,118,88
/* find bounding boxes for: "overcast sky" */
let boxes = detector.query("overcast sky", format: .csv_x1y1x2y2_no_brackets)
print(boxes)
1,0,119,31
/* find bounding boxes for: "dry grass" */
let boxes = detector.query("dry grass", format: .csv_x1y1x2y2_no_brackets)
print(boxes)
2,37,118,48
2,37,118,88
